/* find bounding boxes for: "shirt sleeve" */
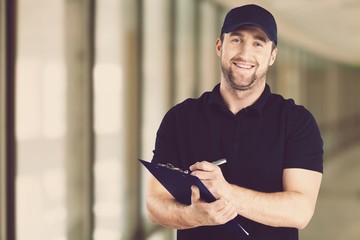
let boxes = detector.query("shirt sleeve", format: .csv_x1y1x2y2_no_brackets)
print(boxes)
284,102,324,173
151,107,180,166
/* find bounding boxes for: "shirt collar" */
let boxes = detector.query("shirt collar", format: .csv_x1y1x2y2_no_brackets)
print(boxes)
209,83,271,115
209,84,227,111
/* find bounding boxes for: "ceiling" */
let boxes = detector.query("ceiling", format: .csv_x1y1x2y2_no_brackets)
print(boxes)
217,0,360,66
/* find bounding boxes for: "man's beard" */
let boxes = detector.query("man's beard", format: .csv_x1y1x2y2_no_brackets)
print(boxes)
221,62,267,92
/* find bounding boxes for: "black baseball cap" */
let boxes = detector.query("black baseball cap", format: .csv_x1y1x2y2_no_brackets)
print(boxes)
220,4,277,45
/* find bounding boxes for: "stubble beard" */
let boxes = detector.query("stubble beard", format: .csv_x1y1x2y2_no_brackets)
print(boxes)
221,61,267,92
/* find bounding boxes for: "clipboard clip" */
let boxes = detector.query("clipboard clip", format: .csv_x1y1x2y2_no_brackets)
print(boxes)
157,163,190,174
156,158,227,175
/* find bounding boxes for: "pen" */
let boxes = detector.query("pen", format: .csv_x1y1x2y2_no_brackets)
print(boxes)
185,159,227,174
211,158,227,166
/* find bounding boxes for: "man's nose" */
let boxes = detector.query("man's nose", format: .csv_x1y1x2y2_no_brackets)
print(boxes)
238,42,251,58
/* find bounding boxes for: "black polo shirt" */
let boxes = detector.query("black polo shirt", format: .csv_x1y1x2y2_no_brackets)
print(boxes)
152,83,323,240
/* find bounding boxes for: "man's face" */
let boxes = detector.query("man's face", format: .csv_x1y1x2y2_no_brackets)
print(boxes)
216,25,277,92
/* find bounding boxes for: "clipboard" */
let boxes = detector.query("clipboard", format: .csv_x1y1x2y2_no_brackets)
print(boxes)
139,159,250,239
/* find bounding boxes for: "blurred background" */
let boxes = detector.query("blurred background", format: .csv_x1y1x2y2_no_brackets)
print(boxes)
1,0,359,240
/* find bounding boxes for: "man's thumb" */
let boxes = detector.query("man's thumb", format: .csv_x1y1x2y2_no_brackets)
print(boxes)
191,185,200,203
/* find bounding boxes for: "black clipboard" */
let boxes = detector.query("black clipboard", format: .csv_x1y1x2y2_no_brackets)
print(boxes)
139,159,250,239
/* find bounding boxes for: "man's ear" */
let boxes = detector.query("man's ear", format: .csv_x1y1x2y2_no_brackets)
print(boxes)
269,47,278,66
215,38,222,57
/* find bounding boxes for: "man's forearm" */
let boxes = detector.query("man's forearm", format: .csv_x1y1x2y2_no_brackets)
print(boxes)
225,169,322,229
191,163,322,229
146,193,195,229
227,185,313,229
146,178,238,229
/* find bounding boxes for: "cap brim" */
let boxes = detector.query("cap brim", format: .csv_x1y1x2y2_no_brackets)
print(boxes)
222,22,276,45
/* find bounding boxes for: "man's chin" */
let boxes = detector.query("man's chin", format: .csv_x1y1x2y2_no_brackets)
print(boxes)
229,78,256,91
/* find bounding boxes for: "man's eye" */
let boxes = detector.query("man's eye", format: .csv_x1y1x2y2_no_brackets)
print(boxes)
231,38,241,44
255,42,263,47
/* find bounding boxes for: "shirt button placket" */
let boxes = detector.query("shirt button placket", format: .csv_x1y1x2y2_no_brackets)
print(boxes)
234,114,242,145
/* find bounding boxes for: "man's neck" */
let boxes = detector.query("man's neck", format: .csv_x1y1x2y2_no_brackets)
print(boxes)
219,81,265,115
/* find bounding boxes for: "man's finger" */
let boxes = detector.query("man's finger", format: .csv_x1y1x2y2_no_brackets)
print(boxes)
191,185,200,203
190,161,218,172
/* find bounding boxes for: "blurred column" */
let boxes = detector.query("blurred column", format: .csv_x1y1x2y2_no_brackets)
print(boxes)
322,62,340,153
141,0,172,161
198,1,219,93
65,0,94,239
16,0,68,239
175,0,197,102
275,45,303,104
306,57,327,126
121,0,142,239
0,0,16,239
297,50,308,106
273,44,289,97
141,0,173,238
336,67,360,149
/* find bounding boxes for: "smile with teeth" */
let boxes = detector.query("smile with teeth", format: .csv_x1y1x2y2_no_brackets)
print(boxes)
234,62,254,69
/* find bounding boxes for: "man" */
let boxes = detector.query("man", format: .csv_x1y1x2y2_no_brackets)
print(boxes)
146,4,323,240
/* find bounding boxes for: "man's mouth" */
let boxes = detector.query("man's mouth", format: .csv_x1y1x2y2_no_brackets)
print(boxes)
233,62,255,69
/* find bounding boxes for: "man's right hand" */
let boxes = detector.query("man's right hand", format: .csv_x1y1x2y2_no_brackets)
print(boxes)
186,185,238,227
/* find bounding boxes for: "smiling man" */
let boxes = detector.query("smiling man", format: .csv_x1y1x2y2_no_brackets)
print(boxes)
146,4,323,240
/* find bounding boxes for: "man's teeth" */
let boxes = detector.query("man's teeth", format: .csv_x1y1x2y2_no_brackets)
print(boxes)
235,63,253,69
